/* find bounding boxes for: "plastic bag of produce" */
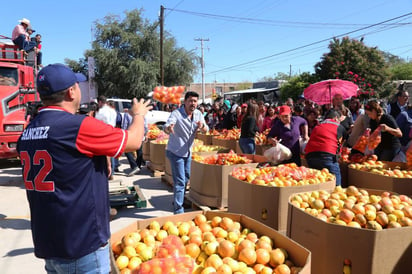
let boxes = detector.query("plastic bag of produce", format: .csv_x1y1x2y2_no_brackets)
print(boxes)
264,143,292,164
352,128,370,153
405,141,412,167
153,86,185,104
367,127,381,150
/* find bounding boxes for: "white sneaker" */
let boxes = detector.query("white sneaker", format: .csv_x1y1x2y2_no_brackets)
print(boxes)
127,167,140,177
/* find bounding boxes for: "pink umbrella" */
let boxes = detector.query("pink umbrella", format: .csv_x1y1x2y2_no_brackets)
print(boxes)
303,79,359,105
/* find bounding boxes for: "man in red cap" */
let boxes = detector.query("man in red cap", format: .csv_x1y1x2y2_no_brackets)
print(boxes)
267,105,308,165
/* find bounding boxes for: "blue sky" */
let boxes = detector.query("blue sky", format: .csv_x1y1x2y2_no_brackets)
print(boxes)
1,0,411,84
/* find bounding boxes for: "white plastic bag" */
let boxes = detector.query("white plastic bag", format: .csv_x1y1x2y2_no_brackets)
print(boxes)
264,143,292,164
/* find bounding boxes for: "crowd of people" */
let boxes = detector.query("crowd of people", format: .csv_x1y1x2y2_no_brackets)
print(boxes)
15,59,412,273
160,86,409,188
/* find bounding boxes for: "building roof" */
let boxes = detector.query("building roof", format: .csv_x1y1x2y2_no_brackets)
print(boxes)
223,87,278,95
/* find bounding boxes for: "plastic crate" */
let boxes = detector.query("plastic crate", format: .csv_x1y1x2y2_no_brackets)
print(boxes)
109,186,147,208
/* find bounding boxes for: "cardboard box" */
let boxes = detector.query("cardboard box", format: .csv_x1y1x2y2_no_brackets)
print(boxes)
111,211,311,274
196,133,219,145
188,154,268,208
142,139,152,161
212,137,238,151
149,141,167,171
347,161,412,196
192,147,232,157
256,144,271,156
228,176,335,232
287,189,412,274
236,142,271,156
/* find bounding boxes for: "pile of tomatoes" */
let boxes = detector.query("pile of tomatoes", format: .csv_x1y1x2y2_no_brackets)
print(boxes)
214,129,241,140
153,86,185,104
193,152,252,165
231,163,334,187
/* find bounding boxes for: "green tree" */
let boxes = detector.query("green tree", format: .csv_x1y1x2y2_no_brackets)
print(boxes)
259,72,291,82
389,62,412,80
67,9,198,98
279,72,319,101
314,37,389,98
236,82,253,90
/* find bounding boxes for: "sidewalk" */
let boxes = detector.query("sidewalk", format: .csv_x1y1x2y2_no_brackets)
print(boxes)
0,157,185,274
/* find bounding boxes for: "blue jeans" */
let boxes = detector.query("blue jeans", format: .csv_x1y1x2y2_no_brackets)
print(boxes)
166,150,191,214
239,138,255,154
13,34,37,52
306,154,341,186
125,152,138,169
44,242,110,274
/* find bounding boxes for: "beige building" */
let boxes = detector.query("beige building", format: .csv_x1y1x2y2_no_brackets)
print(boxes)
187,82,251,99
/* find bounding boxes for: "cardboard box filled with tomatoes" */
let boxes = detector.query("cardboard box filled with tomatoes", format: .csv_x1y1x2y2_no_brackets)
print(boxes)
347,157,412,196
287,186,412,274
196,129,221,145
189,152,268,209
228,164,336,232
110,211,311,274
211,129,240,152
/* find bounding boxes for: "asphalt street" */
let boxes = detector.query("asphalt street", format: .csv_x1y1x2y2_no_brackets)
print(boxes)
0,156,184,274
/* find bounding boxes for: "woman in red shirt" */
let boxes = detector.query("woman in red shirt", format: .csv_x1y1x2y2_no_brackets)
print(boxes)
262,104,277,132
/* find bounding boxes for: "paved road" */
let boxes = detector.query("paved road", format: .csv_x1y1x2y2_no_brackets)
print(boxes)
0,157,185,274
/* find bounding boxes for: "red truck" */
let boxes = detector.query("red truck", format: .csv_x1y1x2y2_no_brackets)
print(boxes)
0,37,39,159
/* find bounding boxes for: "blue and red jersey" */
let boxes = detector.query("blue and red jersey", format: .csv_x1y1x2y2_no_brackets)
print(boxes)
17,106,127,259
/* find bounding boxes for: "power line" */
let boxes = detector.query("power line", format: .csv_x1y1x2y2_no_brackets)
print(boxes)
206,12,412,75
164,7,411,28
164,0,185,19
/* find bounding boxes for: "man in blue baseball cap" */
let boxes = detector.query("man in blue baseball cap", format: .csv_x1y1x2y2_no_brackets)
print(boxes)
17,64,152,273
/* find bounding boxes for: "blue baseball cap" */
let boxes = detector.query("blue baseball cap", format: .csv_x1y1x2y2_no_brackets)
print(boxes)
37,63,86,95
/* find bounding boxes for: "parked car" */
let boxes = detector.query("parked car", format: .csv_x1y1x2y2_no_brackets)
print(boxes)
107,98,170,127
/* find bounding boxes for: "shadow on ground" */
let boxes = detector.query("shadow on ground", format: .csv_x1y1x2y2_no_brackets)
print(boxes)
2,247,35,257
0,214,31,230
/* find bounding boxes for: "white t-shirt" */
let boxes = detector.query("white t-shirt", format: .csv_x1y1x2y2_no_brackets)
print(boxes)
95,104,117,127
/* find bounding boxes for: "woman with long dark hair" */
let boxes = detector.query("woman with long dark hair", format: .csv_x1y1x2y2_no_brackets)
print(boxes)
239,102,259,154
364,100,402,161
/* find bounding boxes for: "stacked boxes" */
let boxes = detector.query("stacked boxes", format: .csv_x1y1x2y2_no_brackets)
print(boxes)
228,175,335,232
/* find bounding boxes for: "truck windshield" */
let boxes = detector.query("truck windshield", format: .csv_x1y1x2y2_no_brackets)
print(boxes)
0,67,18,86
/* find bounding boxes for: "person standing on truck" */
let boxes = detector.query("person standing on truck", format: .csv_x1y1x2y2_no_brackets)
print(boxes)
164,91,208,214
31,33,43,68
12,18,37,52
16,63,151,273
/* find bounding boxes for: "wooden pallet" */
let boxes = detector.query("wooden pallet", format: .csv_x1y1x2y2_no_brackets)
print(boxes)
186,194,227,212
147,162,165,177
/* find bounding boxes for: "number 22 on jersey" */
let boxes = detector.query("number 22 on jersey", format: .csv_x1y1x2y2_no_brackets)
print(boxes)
20,150,55,192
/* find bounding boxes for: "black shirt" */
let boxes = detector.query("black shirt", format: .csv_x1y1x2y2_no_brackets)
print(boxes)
240,116,259,138
369,114,401,151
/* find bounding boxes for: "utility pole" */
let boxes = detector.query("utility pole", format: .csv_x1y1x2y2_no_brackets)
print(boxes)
195,38,209,103
159,5,164,86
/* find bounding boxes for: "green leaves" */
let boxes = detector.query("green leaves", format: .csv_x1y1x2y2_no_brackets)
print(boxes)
66,9,197,99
